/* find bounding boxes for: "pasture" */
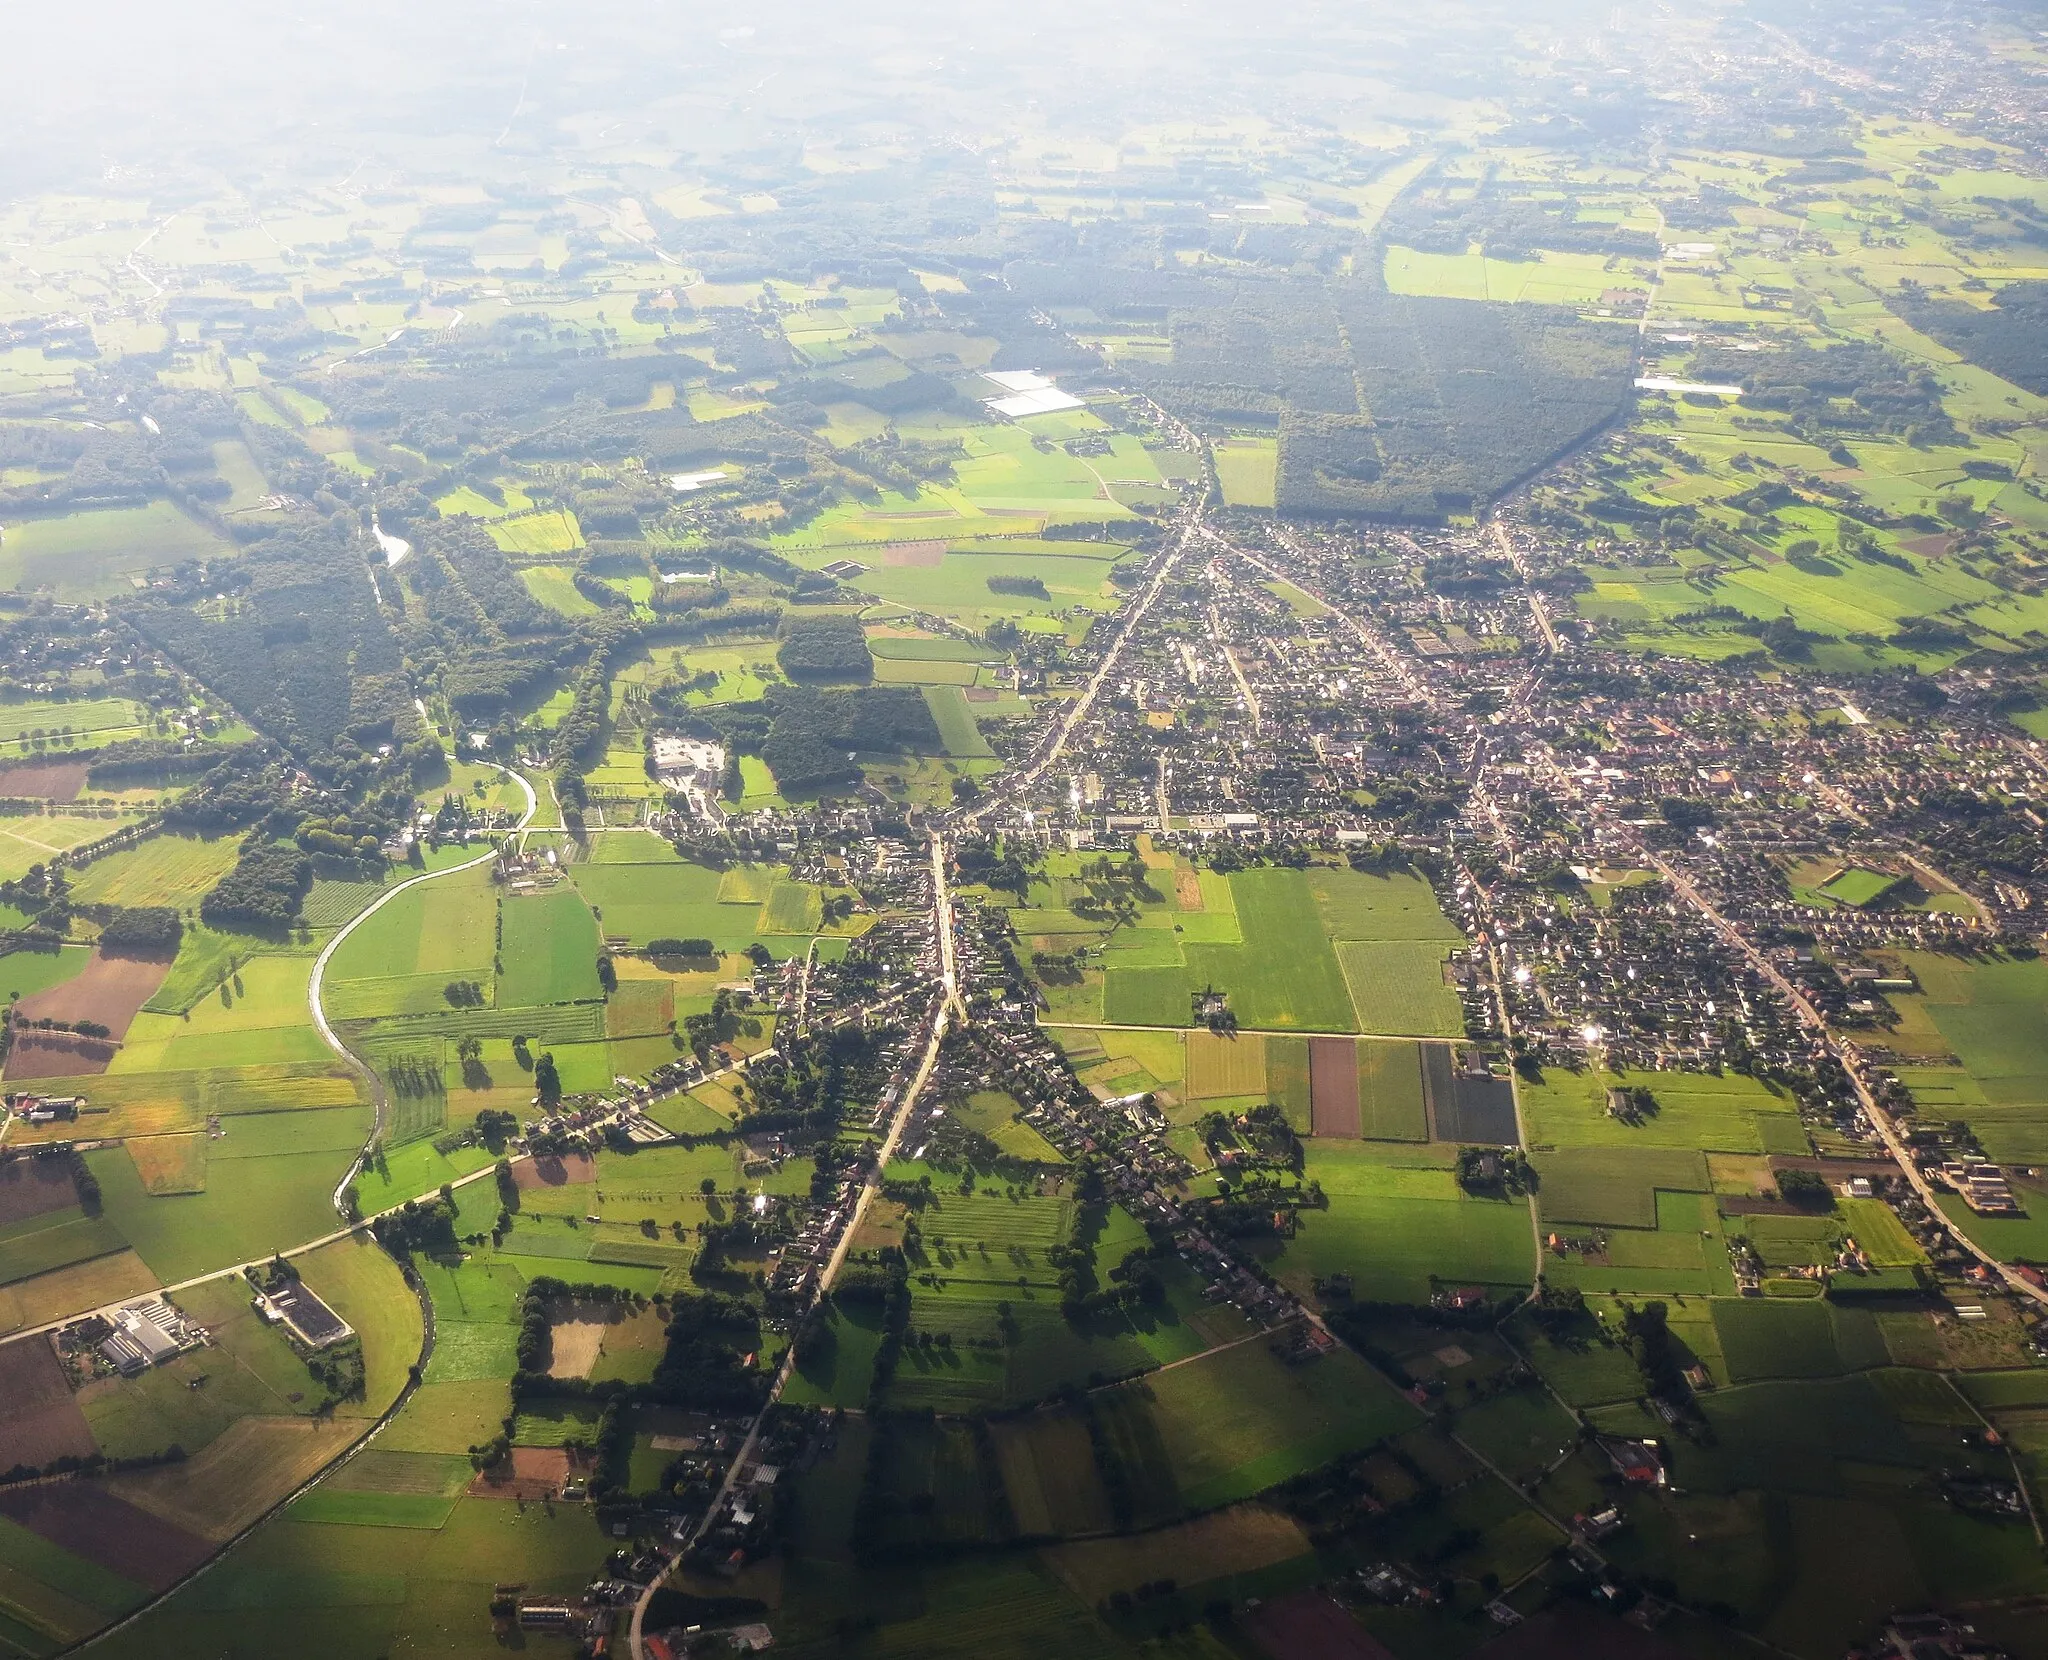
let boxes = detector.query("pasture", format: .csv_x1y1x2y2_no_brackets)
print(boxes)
0,943,91,1004
0,813,148,883
1262,1142,1533,1304
322,872,497,1016
568,854,762,949
86,1144,348,1287
1890,951,2048,1166
0,502,228,597
1520,1065,1802,1154
496,888,602,1006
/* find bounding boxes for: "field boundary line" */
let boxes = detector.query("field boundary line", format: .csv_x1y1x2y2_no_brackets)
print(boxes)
1041,1021,1459,1044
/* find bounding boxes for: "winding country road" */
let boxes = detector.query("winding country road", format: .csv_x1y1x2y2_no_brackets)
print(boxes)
312,766,538,1211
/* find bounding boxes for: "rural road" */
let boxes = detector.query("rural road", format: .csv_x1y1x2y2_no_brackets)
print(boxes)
311,765,538,1211
628,841,960,1660
960,487,1209,827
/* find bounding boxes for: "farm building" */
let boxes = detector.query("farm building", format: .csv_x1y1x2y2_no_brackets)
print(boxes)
254,1280,354,1349
98,1298,196,1376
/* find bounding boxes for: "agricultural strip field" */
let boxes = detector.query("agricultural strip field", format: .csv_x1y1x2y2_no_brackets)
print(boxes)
70,835,241,909
1307,1037,1360,1137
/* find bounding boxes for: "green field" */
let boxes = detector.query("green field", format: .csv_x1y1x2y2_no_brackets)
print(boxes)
0,695,150,745
1358,1040,1428,1141
1522,1066,1802,1154
1092,1338,1420,1516
569,854,758,949
1260,1142,1532,1303
1213,437,1278,508
0,502,230,597
921,685,994,758
1089,866,1461,1035
71,834,242,908
85,1144,349,1286
324,872,498,1016
0,1208,127,1286
1890,952,2048,1167
0,942,92,1003
497,887,602,1006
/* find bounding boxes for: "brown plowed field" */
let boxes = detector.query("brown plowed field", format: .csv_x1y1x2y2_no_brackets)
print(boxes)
1246,1591,1396,1660
0,1337,96,1469
5,1032,120,1078
0,1481,213,1589
0,1156,85,1227
513,1152,597,1189
0,763,90,802
4,951,174,1080
469,1444,591,1501
1308,1036,1361,1138
879,541,947,567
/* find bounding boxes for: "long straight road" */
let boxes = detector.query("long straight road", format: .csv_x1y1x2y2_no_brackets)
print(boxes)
962,489,1208,825
629,840,964,1660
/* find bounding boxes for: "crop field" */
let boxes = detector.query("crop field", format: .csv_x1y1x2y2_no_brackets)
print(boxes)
921,685,993,758
1183,1031,1267,1099
70,835,240,909
496,888,602,1006
1092,1338,1420,1516
1359,1040,1429,1140
1262,1142,1533,1303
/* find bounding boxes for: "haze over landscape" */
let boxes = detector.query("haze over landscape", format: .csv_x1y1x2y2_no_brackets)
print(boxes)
1,4,2048,1659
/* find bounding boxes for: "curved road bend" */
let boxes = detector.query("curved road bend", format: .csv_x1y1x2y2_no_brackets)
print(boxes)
313,766,539,1211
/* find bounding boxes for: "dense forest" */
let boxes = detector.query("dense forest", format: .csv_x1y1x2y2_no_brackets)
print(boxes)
1889,280,2048,397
